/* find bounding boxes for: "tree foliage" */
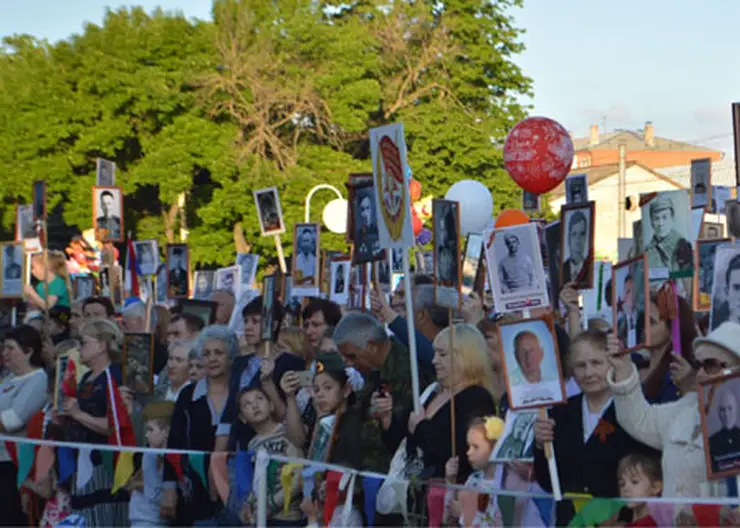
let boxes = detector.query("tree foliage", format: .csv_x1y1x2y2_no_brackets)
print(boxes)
0,0,531,267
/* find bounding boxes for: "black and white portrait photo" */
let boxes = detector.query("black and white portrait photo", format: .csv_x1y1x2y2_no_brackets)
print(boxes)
236,253,259,289
712,185,732,215
376,259,391,293
691,158,712,209
710,245,740,330
391,247,404,274
726,200,740,238
699,374,740,479
215,266,241,297
134,240,159,277
522,191,540,213
166,244,190,299
253,187,285,237
261,274,277,342
32,181,46,221
560,202,595,289
74,276,96,301
642,190,693,278
490,411,537,462
93,186,123,242
487,223,549,314
156,264,168,305
704,222,724,240
433,199,461,309
96,157,116,187
291,223,320,295
612,255,649,351
351,183,383,264
329,259,351,306
16,204,39,247
0,243,24,298
498,317,566,410
461,233,484,297
193,271,215,301
565,174,588,205
695,239,728,312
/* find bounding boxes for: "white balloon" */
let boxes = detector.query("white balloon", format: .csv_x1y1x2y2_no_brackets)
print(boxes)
444,180,494,235
322,198,348,234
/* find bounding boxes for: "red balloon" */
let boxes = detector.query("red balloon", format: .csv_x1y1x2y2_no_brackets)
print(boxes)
412,213,423,236
409,179,422,202
503,117,574,194
495,209,530,228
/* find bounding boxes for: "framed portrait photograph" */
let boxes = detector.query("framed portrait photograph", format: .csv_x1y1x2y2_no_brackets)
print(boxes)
166,244,190,299
236,253,260,290
155,264,168,305
641,190,693,278
375,258,391,294
497,315,566,410
703,222,725,240
329,257,351,306
73,275,96,301
565,173,588,205
522,191,540,213
415,251,433,274
612,254,650,352
193,270,215,301
350,181,384,264
253,186,286,237
461,233,484,297
390,247,404,274
215,265,241,297
134,240,159,277
559,201,596,289
433,199,462,310
348,264,369,311
691,157,712,209
15,204,40,252
53,354,72,411
229,288,261,334
179,299,217,327
695,239,730,312
123,333,155,394
489,410,537,462
96,157,116,187
698,372,740,479
291,223,321,297
92,186,124,242
726,200,740,238
544,221,562,304
0,242,25,299
261,274,278,342
583,260,613,323
321,250,341,295
710,245,740,330
712,185,732,215
345,173,374,243
487,223,549,314
32,180,47,222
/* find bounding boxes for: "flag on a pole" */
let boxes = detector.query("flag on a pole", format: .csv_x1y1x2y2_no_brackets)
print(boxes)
126,238,142,298
104,368,136,452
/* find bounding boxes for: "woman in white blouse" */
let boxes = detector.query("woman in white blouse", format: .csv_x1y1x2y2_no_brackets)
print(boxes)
0,325,49,526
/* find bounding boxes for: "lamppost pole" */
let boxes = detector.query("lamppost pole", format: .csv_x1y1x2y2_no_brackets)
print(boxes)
304,184,344,223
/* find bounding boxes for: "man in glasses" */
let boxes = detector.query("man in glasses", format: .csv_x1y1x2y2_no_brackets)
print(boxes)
709,390,740,473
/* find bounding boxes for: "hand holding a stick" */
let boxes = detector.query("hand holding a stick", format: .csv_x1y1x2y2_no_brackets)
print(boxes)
605,332,632,383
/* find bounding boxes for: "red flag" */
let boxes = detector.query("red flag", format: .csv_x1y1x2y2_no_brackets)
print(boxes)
61,357,77,399
165,453,184,482
127,238,140,298
104,368,136,454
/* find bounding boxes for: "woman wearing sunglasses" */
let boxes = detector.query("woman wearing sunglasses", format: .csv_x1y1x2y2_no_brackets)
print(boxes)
607,321,740,501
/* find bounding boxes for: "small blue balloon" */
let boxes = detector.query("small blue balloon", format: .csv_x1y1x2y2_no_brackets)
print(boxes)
416,227,432,245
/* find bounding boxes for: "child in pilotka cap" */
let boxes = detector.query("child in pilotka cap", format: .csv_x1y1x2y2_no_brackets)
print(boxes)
127,401,174,527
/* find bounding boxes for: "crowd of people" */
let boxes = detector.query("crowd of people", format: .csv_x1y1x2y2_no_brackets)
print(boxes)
1,240,740,528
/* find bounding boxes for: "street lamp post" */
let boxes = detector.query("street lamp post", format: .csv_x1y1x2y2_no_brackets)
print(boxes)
304,184,344,223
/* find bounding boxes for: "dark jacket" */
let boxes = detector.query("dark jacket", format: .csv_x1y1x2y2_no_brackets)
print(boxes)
534,394,659,526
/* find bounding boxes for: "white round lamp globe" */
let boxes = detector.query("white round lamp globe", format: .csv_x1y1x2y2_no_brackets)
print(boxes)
444,180,493,235
322,198,348,234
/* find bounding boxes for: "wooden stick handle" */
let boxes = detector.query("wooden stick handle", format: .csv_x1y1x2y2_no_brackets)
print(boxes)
449,308,456,459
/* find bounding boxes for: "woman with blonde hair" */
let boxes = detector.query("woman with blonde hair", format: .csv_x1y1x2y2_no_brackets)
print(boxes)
23,250,72,309
400,323,497,482
63,317,128,525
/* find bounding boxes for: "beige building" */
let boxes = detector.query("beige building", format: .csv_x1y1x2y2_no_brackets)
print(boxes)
549,162,685,261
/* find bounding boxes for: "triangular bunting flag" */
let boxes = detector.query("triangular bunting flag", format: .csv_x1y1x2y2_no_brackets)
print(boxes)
112,451,135,495
189,453,207,488
34,445,55,483
58,446,76,484
234,451,254,501
76,448,94,490
280,463,302,514
16,442,35,488
568,498,624,527
362,476,382,528
209,453,229,504
5,441,17,466
324,470,342,524
426,483,446,528
165,453,183,482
